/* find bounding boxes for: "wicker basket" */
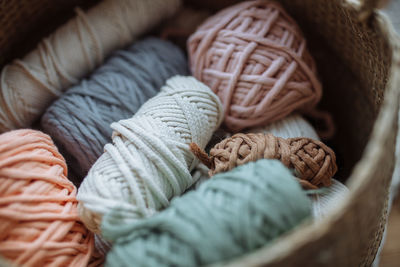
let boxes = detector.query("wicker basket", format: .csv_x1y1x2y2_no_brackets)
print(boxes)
0,0,399,266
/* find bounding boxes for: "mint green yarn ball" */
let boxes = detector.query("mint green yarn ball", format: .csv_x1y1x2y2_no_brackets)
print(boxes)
103,159,312,267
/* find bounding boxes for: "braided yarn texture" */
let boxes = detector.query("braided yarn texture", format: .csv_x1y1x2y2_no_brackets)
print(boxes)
201,133,337,189
0,129,95,266
41,37,188,181
188,0,321,131
77,76,223,234
191,114,318,187
0,0,181,132
103,159,312,267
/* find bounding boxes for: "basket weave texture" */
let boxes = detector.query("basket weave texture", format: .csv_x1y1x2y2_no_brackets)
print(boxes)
0,0,399,266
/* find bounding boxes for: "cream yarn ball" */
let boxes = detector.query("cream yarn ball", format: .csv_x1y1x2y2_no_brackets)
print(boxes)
77,76,223,234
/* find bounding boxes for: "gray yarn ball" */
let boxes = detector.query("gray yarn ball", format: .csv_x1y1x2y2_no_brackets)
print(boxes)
41,37,189,184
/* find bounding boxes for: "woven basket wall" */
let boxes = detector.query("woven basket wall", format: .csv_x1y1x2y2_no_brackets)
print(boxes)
0,0,399,266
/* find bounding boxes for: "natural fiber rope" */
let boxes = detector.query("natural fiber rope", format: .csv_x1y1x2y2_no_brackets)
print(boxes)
102,159,312,267
0,129,95,267
41,37,188,182
191,133,337,189
188,0,322,132
190,114,319,188
77,76,223,235
0,0,181,132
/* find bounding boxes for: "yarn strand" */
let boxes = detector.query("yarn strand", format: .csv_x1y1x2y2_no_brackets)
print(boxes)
0,129,96,266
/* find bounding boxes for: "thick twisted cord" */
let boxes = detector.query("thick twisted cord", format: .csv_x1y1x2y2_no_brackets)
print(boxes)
0,130,95,267
191,114,319,188
0,0,181,132
210,133,335,188
191,132,336,189
77,76,223,234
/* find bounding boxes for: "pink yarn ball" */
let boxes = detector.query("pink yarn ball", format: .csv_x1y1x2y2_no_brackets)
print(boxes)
188,0,322,132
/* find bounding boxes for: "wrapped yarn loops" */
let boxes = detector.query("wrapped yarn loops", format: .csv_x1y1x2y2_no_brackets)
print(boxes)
77,76,223,235
188,0,322,131
103,159,312,267
192,133,337,189
0,129,95,267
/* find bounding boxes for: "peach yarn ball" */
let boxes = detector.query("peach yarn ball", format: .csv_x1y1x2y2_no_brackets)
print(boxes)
188,0,322,131
0,129,95,267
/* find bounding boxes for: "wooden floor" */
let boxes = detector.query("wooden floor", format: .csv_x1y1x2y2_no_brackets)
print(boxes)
380,196,400,267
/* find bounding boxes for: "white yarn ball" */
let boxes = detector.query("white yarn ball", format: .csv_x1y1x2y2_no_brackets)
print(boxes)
77,76,223,234
311,179,349,219
249,114,320,140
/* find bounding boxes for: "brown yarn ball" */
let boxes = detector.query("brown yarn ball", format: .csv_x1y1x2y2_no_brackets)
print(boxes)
188,0,322,131
190,133,337,189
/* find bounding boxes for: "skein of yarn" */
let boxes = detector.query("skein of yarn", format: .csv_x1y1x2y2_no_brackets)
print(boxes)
103,159,312,267
77,76,223,235
311,179,349,219
0,129,95,266
249,114,320,140
191,114,317,187
41,37,188,182
191,132,337,189
188,0,322,132
0,0,181,132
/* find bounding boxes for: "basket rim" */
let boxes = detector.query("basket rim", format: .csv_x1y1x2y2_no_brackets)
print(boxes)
220,6,400,267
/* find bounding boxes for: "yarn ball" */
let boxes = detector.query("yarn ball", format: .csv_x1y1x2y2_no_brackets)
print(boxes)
103,159,312,267
191,114,318,188
191,132,337,189
77,76,223,235
0,129,95,266
0,0,181,132
188,0,322,131
249,114,319,140
311,179,348,219
41,37,188,182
